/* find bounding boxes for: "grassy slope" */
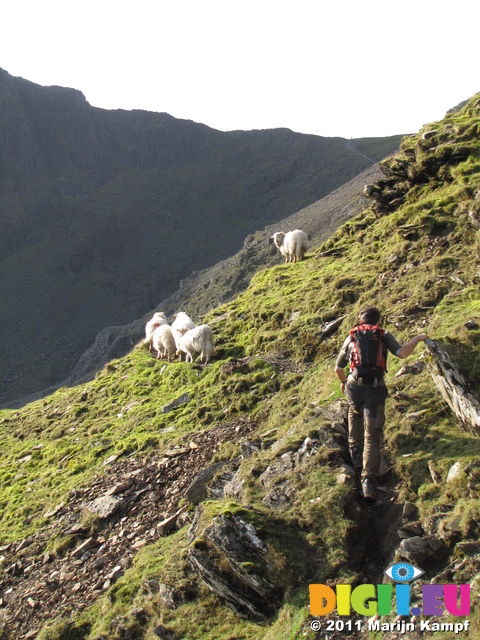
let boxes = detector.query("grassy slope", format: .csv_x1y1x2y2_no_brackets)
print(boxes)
0,65,404,405
1,96,480,639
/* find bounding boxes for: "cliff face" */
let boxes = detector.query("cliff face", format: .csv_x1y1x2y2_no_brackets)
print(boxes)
0,68,403,404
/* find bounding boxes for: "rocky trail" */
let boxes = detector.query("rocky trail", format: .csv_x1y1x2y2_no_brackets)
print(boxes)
0,419,253,639
1,352,478,639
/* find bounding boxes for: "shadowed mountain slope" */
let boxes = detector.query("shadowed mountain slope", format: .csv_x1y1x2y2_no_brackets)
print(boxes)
60,163,383,394
0,68,403,405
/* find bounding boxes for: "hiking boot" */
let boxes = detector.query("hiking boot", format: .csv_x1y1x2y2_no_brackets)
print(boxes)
362,478,376,501
349,447,363,470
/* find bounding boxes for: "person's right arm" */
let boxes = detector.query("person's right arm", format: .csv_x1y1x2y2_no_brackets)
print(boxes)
396,333,428,359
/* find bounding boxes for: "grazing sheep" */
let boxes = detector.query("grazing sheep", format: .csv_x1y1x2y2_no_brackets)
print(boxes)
144,312,168,351
152,324,176,361
177,324,215,363
171,312,196,360
271,229,308,263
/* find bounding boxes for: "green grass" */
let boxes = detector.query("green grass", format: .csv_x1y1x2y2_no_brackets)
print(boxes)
2,93,480,639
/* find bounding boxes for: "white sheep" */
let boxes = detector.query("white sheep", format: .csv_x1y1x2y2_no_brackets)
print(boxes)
271,229,308,263
152,324,176,361
171,312,196,360
143,312,168,351
177,324,215,363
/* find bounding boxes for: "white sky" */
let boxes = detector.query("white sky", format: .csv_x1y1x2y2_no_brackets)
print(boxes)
1,0,479,139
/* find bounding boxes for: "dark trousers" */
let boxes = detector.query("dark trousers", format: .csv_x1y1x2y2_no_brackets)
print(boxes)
345,376,388,479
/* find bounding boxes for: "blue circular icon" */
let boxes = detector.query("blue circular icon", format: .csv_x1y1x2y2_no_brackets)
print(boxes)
384,562,424,583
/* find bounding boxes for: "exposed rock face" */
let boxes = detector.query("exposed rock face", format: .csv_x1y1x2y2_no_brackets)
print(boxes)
187,513,283,620
364,127,472,217
397,535,445,564
425,339,480,435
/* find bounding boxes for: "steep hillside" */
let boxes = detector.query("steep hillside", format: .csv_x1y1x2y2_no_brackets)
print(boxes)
0,68,403,406
1,95,480,640
54,163,382,399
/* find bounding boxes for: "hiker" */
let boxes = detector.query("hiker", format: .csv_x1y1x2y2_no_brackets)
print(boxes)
334,305,428,500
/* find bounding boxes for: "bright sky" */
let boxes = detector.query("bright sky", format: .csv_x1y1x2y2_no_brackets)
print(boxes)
1,0,479,139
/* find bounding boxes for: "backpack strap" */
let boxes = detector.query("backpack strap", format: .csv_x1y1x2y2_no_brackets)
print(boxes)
349,325,361,371
349,324,385,372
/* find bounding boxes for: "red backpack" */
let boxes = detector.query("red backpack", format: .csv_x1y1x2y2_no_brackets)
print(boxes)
349,324,386,384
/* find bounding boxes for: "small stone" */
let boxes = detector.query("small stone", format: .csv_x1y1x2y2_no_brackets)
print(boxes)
157,513,179,536
72,537,99,559
456,541,480,554
106,565,124,583
44,502,65,518
92,556,105,569
338,463,356,477
16,538,34,553
446,462,462,483
163,447,190,457
161,392,190,413
158,584,176,609
86,495,125,519
106,479,133,496
398,535,443,563
395,361,425,377
132,539,147,550
398,522,423,538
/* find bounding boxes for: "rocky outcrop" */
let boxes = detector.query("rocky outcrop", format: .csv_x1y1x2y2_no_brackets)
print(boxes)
425,339,480,435
364,126,473,216
187,513,282,620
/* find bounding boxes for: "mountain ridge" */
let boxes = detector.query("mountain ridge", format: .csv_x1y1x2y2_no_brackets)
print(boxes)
0,67,403,405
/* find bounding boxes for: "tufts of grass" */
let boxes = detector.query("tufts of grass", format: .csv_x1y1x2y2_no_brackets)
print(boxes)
3,92,480,638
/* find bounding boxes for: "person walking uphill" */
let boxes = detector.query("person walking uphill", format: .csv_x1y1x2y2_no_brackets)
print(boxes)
334,306,428,501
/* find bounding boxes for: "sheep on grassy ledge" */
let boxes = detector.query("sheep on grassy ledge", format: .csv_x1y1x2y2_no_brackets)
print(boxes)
171,312,196,360
271,229,308,263
177,324,215,363
152,324,176,361
143,312,168,351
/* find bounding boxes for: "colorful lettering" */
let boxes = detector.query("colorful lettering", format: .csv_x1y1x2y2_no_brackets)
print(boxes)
351,584,377,615
309,582,470,617
395,584,411,616
443,584,470,616
309,584,336,616
422,584,444,616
